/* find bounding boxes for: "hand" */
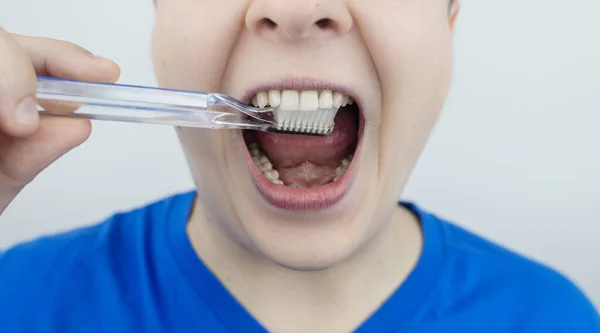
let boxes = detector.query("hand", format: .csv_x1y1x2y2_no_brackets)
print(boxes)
0,27,120,215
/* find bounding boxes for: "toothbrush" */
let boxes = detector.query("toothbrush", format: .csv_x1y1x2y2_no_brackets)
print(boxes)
35,77,337,135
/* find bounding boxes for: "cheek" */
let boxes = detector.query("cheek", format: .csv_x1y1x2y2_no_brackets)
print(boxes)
150,1,250,185
353,0,452,89
352,0,453,168
151,1,249,92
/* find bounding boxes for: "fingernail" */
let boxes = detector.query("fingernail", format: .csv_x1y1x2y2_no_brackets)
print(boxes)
92,54,112,62
14,97,39,126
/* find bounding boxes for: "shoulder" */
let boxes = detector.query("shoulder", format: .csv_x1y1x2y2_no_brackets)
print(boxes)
0,191,195,331
0,190,193,272
411,204,600,331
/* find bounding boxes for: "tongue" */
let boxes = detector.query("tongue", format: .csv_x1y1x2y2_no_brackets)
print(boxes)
255,109,358,188
277,162,338,188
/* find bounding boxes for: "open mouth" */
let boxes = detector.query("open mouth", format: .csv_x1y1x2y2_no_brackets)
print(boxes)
241,87,364,212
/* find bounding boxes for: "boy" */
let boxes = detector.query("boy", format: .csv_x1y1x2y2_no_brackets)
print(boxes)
0,0,598,332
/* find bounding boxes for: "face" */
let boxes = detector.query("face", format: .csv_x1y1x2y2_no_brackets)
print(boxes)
151,0,458,270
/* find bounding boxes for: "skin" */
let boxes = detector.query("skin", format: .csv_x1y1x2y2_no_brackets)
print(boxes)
152,0,460,331
0,0,459,331
0,30,120,214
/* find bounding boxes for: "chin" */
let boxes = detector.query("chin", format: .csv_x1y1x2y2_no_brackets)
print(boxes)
255,228,363,271
270,255,350,272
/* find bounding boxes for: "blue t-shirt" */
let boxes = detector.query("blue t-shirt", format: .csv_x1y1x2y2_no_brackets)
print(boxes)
0,191,598,332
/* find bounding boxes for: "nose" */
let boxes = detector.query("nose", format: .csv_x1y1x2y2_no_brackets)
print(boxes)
246,0,353,41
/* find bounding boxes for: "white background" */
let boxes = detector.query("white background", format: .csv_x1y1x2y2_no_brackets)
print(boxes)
1,0,598,307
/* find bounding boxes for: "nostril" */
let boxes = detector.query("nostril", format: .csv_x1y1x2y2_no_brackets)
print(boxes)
260,18,278,29
315,18,333,29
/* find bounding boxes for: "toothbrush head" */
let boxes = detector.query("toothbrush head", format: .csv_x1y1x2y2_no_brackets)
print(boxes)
248,89,354,136
272,108,336,135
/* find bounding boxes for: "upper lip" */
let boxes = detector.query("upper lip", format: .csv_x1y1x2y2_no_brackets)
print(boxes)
240,76,362,109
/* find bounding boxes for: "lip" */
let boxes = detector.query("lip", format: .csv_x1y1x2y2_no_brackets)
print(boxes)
237,76,365,212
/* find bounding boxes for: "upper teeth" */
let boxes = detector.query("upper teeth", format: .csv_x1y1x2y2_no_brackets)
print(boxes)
251,89,354,134
252,89,353,110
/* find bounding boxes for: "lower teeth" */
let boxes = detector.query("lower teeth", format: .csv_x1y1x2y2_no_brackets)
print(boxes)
248,142,353,187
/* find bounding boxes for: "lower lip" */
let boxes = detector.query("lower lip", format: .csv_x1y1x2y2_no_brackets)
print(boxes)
242,116,365,212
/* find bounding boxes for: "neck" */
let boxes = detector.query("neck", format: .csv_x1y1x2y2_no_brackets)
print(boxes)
187,203,423,333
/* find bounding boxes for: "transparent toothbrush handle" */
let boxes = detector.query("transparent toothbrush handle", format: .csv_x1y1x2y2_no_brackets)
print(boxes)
35,76,234,129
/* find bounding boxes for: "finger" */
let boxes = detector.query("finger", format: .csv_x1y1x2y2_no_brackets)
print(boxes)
38,100,82,114
0,28,40,137
14,34,121,83
0,116,91,185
